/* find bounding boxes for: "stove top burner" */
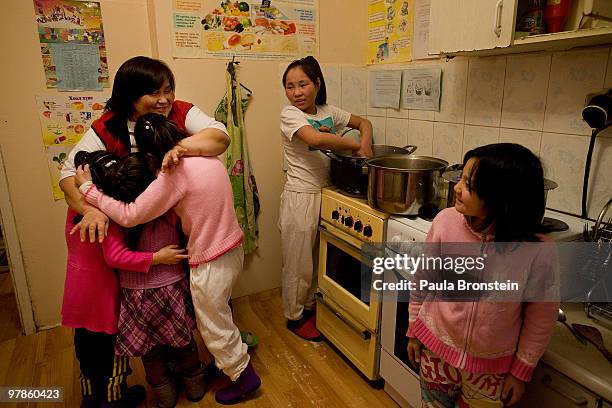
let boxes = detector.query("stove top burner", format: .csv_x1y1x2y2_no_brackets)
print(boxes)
538,217,569,233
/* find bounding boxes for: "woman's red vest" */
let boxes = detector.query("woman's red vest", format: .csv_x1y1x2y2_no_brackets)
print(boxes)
90,100,193,157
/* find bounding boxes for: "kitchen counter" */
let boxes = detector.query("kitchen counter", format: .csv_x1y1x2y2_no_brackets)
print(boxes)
541,302,612,401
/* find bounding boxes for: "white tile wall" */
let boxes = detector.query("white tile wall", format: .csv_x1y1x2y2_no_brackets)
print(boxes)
587,134,612,219
367,116,387,144
364,46,612,216
341,66,368,116
499,128,542,156
433,122,464,164
501,53,551,131
540,133,589,214
385,118,409,147
465,56,506,126
408,120,434,155
321,65,342,107
435,57,468,124
463,125,500,156
543,48,609,136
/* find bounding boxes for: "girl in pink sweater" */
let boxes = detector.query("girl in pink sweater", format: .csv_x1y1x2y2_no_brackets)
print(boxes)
76,150,206,408
75,113,261,405
407,143,559,407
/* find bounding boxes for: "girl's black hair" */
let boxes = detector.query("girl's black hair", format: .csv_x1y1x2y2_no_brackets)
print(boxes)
75,150,157,249
105,56,175,119
282,55,327,105
134,113,187,169
463,143,545,242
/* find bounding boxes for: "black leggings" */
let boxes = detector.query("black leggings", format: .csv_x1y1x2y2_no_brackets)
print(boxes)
74,328,131,403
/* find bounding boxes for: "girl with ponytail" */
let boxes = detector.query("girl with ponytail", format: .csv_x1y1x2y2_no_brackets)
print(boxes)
279,56,373,341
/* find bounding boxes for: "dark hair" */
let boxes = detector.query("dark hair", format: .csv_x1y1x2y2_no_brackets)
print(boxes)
134,113,187,169
75,150,157,248
105,56,175,119
463,143,545,242
282,55,327,105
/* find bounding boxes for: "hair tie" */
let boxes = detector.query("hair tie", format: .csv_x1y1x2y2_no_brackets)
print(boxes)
104,160,117,168
144,119,153,131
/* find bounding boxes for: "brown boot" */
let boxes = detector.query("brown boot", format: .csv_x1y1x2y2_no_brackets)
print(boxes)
181,365,206,402
150,380,177,408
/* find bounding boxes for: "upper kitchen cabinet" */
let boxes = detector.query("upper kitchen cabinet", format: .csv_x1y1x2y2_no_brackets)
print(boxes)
429,0,612,56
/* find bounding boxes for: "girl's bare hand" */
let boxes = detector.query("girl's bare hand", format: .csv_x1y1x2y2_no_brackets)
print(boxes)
161,145,188,172
75,164,92,187
407,337,423,367
69,208,109,243
152,244,189,265
501,374,525,406
353,145,373,158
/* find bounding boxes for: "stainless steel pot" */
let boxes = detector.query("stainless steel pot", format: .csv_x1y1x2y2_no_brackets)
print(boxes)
366,155,449,215
324,144,418,196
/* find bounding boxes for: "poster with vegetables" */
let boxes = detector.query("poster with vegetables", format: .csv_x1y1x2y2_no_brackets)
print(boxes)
36,93,108,200
34,0,109,89
172,0,318,60
368,0,413,64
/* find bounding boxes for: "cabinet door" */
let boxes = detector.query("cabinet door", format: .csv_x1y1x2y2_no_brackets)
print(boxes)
429,0,517,53
515,364,600,408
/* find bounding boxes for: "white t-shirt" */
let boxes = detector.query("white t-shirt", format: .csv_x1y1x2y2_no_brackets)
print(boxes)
60,105,227,181
280,104,351,193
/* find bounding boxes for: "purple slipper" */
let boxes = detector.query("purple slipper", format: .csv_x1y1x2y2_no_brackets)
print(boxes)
215,361,261,405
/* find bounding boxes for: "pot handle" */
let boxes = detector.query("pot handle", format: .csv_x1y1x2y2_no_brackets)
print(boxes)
402,145,418,155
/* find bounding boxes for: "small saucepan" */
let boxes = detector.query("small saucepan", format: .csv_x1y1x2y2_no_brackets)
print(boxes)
441,166,559,208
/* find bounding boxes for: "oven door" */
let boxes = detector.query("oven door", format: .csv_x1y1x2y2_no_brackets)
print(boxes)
380,261,421,408
318,220,380,332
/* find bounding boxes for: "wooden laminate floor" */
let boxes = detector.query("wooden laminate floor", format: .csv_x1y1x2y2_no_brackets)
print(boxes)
0,288,398,407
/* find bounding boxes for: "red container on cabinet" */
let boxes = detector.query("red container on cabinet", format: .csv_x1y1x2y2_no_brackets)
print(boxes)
544,0,572,33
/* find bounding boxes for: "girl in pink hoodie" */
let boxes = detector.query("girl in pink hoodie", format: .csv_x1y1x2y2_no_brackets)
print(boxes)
407,143,559,407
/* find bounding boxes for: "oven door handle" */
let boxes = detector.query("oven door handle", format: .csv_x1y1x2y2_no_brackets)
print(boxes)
315,292,371,341
318,223,365,254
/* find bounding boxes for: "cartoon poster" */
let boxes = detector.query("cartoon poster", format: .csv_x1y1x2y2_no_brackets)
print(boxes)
34,0,109,89
36,93,108,200
368,0,413,64
172,0,318,60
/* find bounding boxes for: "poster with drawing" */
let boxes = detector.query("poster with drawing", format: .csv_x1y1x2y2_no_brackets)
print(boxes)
368,0,413,64
33,0,109,90
401,67,441,111
36,93,108,200
172,0,318,60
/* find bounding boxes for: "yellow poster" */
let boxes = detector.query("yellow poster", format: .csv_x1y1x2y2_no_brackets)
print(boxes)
36,93,108,200
172,0,318,60
368,0,413,65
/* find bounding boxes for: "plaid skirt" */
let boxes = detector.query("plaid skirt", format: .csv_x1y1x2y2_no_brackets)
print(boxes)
115,278,196,357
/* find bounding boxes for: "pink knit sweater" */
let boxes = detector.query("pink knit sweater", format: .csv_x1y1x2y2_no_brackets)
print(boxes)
407,207,559,382
85,157,243,267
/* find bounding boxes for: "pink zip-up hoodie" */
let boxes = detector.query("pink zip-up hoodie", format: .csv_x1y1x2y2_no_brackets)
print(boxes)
407,207,559,381
84,156,243,267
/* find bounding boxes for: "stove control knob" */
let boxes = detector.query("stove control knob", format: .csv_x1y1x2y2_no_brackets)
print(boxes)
344,216,354,228
331,210,340,220
354,220,363,232
363,225,373,237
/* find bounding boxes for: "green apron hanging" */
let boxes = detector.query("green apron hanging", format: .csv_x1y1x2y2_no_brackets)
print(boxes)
215,62,259,254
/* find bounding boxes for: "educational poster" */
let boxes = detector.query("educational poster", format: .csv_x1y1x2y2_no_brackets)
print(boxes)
368,0,413,65
401,67,441,111
172,0,318,60
36,94,108,200
34,0,109,90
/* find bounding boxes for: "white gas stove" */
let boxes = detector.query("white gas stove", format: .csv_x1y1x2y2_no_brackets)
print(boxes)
387,208,590,245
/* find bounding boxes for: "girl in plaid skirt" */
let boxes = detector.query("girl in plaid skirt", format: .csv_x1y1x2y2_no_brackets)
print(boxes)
75,150,205,408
